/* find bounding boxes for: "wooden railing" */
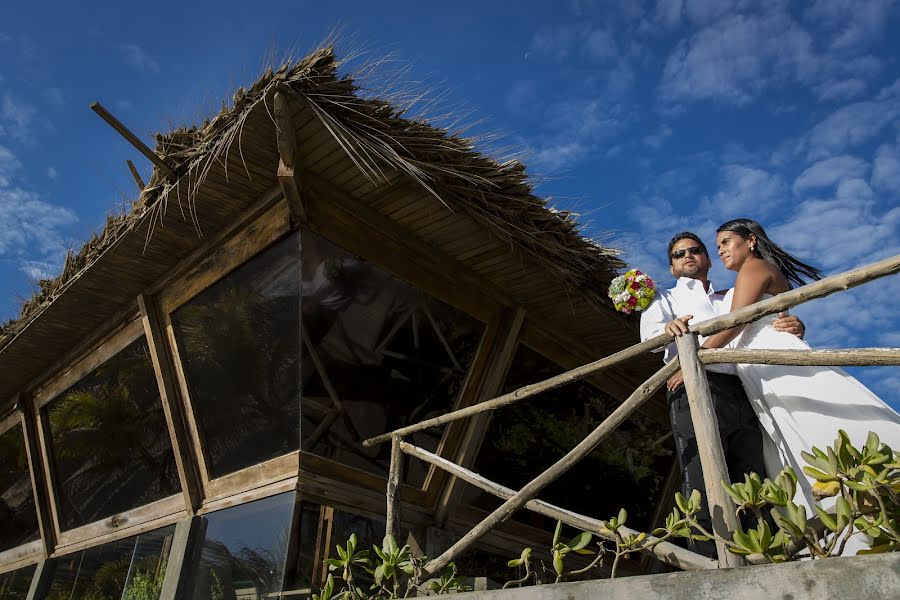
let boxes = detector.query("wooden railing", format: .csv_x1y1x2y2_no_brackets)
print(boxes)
363,253,900,574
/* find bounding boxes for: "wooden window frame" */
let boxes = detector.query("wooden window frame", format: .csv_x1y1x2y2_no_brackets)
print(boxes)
156,183,511,514
30,316,188,554
0,411,44,573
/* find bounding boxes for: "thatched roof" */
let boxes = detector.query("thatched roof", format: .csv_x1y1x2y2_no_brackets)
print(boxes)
0,45,656,411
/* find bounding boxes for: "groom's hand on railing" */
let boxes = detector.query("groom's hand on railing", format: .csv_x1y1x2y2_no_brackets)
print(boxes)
666,315,693,337
773,312,805,339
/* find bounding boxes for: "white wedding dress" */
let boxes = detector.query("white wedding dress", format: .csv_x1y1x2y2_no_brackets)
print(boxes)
722,291,900,520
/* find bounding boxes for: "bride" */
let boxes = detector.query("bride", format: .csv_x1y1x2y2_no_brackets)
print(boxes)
699,218,900,522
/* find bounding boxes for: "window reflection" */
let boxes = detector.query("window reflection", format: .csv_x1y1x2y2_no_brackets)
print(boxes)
466,345,672,531
188,492,295,599
301,232,483,487
0,424,39,553
42,525,174,600
42,337,181,531
0,563,36,599
172,232,301,479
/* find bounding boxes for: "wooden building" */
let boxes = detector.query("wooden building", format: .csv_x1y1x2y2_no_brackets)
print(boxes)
0,47,671,598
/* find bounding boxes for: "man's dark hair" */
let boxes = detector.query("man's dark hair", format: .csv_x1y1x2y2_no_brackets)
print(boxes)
667,232,708,264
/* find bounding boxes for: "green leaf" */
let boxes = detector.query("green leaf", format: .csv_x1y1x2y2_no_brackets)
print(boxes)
675,492,689,514
618,508,628,526
553,552,564,577
835,497,851,531
383,534,398,555
567,532,593,551
552,520,563,547
348,533,357,554
865,432,880,454
374,564,385,585
507,558,523,567
814,505,838,532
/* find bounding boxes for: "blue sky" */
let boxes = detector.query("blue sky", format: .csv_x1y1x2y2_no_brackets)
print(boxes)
1,0,899,405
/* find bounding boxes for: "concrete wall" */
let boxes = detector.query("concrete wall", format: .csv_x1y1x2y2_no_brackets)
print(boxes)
453,553,900,600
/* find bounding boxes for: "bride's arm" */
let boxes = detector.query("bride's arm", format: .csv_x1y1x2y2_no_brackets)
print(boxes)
701,261,772,349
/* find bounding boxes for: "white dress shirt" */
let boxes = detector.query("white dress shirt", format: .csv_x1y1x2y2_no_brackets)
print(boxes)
639,276,737,375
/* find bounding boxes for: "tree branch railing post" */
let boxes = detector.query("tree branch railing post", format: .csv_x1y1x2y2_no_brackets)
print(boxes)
675,334,745,568
385,435,404,541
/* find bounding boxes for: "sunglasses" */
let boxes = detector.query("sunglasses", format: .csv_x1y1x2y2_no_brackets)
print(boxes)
670,246,705,260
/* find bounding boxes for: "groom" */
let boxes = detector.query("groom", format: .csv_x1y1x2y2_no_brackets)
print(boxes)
639,231,804,556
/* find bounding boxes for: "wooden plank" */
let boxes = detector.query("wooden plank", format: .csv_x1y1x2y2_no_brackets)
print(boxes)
676,333,743,568
31,318,145,408
699,347,900,366
198,477,298,515
91,102,175,180
422,359,680,575
205,452,299,502
138,294,203,512
24,559,52,600
50,508,185,558
0,540,43,574
434,307,526,526
403,442,716,572
158,516,203,600
53,494,186,551
385,436,403,539
28,397,62,552
159,198,291,314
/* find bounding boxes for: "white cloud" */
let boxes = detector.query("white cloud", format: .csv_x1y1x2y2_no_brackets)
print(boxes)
792,155,869,193
700,164,788,220
1,94,37,142
46,166,58,180
643,124,672,149
804,0,896,50
804,97,900,160
654,0,683,30
42,87,65,107
659,11,815,108
118,43,159,73
0,145,21,187
812,78,867,102
0,187,78,258
872,143,900,192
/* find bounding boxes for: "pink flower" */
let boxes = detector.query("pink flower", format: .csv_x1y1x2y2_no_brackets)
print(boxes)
630,281,641,290
627,296,638,306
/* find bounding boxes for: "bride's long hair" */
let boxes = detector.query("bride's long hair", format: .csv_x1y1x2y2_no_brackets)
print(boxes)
717,218,823,287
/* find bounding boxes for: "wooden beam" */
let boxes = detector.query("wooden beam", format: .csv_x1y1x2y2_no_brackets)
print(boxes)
385,436,403,540
90,102,176,181
698,347,900,366
434,307,525,526
274,89,308,225
363,332,674,448
422,358,680,576
19,396,56,556
675,333,743,568
126,159,146,191
401,442,715,572
138,293,204,512
158,516,205,600
24,559,54,600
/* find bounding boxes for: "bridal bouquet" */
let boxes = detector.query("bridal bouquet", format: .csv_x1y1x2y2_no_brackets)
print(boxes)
608,269,656,314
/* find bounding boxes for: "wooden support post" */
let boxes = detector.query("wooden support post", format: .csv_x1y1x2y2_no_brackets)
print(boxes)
698,347,900,366
24,559,55,600
675,334,743,568
18,396,56,556
126,159,146,191
90,102,176,181
138,294,204,512
274,88,308,225
158,516,205,600
434,307,525,527
422,359,680,576
385,436,403,540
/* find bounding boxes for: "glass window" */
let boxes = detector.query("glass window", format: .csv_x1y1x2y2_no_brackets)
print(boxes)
171,232,302,479
0,563,36,599
42,337,181,531
0,423,39,553
465,345,673,531
42,525,174,600
301,231,484,487
187,492,295,600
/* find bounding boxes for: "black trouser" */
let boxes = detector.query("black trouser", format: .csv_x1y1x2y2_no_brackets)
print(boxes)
667,371,767,558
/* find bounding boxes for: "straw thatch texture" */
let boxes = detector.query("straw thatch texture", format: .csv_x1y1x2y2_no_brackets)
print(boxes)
0,45,647,409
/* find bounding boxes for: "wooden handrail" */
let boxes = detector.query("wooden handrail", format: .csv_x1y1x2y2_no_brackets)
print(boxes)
400,441,717,572
699,348,900,366
422,359,680,576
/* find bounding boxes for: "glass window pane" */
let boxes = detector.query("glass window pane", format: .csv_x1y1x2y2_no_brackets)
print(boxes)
0,563,36,599
0,424,39,553
42,525,174,600
466,345,673,531
301,231,484,486
188,492,295,600
42,337,181,531
171,232,301,479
